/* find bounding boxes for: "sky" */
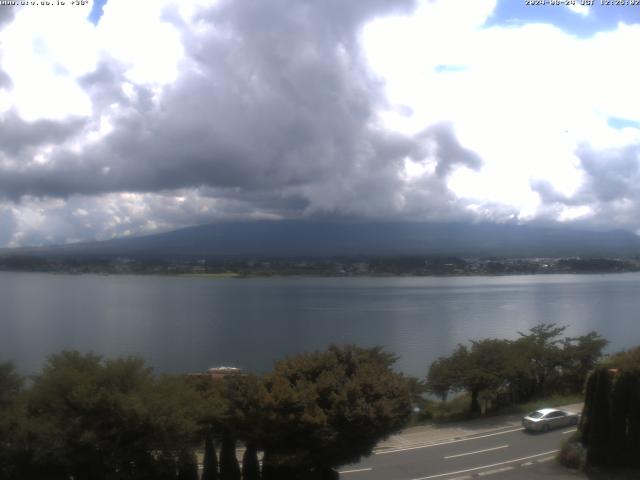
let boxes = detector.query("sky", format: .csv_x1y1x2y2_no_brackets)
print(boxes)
0,0,640,247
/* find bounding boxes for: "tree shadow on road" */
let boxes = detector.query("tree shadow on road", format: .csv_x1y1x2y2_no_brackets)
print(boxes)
583,467,640,480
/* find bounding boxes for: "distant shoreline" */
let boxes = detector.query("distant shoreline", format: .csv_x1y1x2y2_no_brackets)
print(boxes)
2,253,639,278
1,269,639,279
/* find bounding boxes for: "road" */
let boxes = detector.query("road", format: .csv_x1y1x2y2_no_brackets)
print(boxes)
339,424,577,480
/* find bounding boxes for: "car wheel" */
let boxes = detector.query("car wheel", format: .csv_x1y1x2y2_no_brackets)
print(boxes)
571,417,578,426
542,423,549,433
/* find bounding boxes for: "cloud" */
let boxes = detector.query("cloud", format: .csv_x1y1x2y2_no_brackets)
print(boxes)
0,6,14,27
529,143,640,229
6,0,475,245
0,111,86,157
0,5,15,97
2,0,416,199
1,0,640,247
578,144,640,203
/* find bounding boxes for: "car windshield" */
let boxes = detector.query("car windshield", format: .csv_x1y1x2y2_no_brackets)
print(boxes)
528,411,544,419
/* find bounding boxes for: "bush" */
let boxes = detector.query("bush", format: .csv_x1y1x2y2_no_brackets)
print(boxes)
557,434,585,470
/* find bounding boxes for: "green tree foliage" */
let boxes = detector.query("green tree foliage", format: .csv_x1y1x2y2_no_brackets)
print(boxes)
603,345,640,370
582,368,612,466
406,377,427,403
219,429,241,480
427,324,608,414
0,363,24,480
14,351,203,479
241,442,260,480
0,362,22,409
427,339,519,414
425,358,453,402
176,449,199,480
261,451,296,480
153,453,179,480
258,345,411,476
196,374,262,479
218,373,266,444
201,430,219,480
515,323,567,396
580,349,640,468
560,332,609,393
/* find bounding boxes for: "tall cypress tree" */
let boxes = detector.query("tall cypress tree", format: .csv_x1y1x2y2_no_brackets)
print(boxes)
260,450,281,480
241,442,260,480
628,370,640,467
219,430,241,480
610,371,631,465
202,430,219,480
153,453,178,480
579,368,596,440
584,368,612,466
176,450,199,480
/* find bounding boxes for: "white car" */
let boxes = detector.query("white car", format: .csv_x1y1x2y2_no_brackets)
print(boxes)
522,408,580,432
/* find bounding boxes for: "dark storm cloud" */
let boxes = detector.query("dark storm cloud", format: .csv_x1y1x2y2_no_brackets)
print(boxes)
422,123,483,177
2,0,429,203
0,0,492,243
0,5,14,27
0,112,86,156
0,207,16,245
78,63,138,111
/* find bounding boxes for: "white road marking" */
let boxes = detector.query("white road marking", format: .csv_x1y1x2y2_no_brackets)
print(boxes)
409,450,559,480
444,445,509,459
477,466,514,476
376,427,524,455
338,467,373,474
562,428,577,434
536,456,556,463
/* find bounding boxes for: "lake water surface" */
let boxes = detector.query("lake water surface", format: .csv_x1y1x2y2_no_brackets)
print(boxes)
1,272,639,377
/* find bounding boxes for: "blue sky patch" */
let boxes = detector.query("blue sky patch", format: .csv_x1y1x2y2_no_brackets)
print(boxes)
88,0,108,25
608,116,640,129
484,2,640,37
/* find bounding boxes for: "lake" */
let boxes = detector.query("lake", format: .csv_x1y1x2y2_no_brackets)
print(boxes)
1,272,639,377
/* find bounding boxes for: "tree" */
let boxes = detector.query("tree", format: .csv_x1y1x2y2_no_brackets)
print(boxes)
0,362,22,410
201,429,219,480
219,429,241,480
19,351,203,479
580,347,640,468
425,358,453,402
427,339,517,414
177,449,199,480
216,373,266,444
195,372,263,479
560,331,608,393
515,323,567,397
0,363,24,480
582,367,612,466
257,345,411,477
603,345,640,370
241,442,260,480
153,452,179,480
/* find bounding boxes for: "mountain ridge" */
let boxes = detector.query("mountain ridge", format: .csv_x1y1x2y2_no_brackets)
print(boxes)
3,220,640,259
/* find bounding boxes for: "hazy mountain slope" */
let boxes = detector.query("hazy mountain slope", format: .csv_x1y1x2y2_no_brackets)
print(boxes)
5,221,640,259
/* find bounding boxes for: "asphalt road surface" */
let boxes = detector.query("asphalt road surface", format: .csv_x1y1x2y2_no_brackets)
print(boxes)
339,424,577,480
